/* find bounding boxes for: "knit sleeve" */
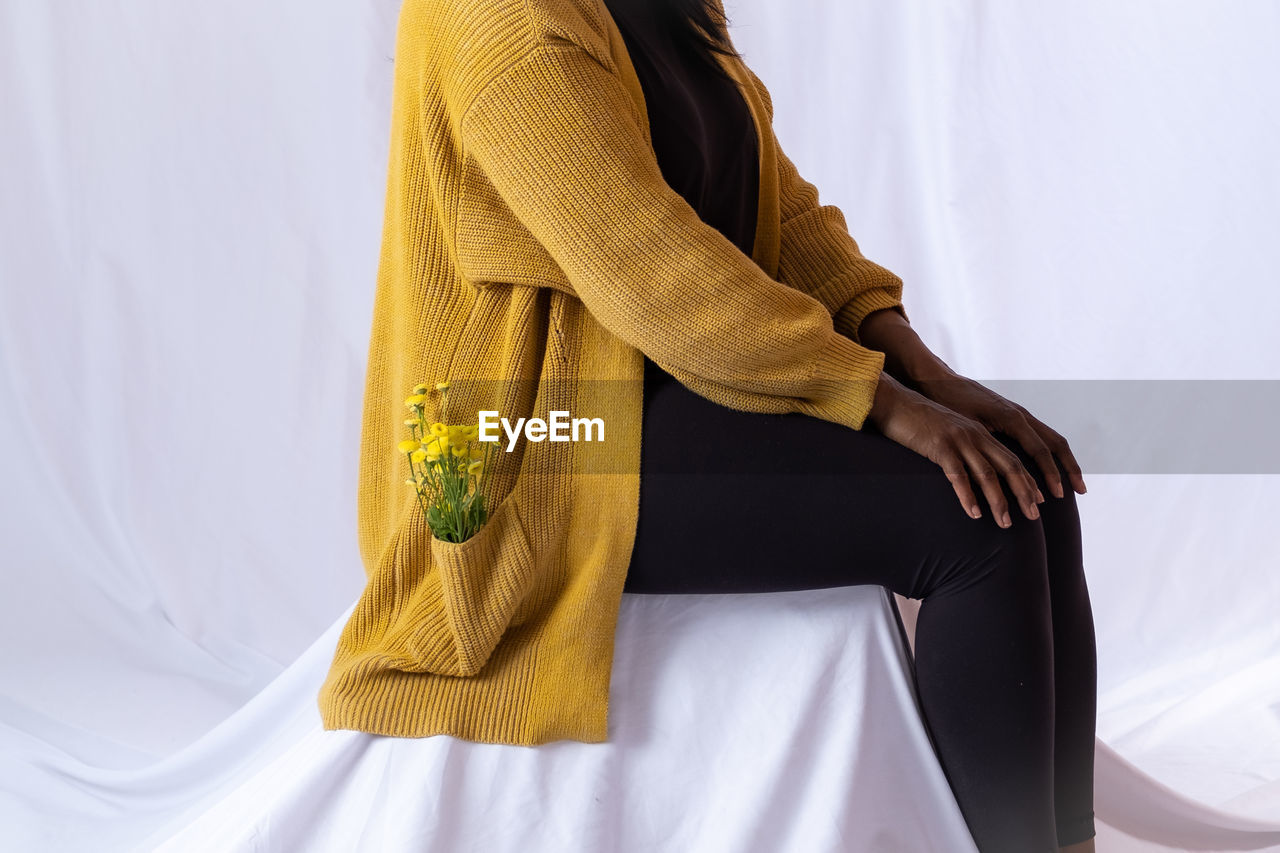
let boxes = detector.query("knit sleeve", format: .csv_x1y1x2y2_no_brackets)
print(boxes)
741,65,909,347
456,42,886,431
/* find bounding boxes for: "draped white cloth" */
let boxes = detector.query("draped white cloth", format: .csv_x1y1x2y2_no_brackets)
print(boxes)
2,0,1278,850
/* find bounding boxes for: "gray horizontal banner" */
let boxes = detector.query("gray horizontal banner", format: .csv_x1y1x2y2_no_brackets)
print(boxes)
409,378,1280,475
978,379,1280,475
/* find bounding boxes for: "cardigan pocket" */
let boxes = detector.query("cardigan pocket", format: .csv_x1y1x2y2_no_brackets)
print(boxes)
455,153,579,299
402,491,539,676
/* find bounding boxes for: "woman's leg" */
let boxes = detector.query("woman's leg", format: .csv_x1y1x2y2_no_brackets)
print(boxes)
624,358,1087,852
990,434,1098,848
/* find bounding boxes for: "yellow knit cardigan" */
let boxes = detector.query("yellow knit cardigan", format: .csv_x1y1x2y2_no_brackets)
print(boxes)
317,0,907,745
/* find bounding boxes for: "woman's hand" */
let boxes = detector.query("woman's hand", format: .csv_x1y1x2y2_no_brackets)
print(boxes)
914,374,1087,499
867,372,1045,528
854,306,1087,500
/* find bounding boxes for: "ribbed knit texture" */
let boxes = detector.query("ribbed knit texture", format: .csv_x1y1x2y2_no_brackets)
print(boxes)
317,0,908,745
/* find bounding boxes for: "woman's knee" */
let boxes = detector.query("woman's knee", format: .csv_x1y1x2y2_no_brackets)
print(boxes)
922,509,1051,604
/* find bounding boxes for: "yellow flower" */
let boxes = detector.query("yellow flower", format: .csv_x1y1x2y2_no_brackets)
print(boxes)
411,448,427,463
398,439,420,454
403,418,418,427
404,394,426,408
462,424,479,440
451,444,467,457
435,381,451,391
447,424,466,440
412,384,430,394
467,460,484,475
429,422,449,437
468,445,484,459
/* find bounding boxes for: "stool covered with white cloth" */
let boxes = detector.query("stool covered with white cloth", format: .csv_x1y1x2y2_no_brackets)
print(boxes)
141,586,977,852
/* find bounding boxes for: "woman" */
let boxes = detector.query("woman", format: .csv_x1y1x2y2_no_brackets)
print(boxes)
319,0,1097,850
613,3,1097,850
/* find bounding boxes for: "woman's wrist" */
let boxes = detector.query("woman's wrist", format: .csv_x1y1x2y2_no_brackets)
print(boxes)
867,369,902,427
857,308,957,388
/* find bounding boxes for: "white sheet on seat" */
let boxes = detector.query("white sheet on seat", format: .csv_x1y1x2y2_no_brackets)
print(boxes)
136,588,978,853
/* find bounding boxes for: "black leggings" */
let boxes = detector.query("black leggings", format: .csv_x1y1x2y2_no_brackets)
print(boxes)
623,356,1098,852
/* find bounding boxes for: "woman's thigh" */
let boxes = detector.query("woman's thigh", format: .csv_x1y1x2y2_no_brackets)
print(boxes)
624,361,1044,596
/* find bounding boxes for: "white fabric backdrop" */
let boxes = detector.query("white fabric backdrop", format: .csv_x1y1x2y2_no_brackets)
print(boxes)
2,0,1278,850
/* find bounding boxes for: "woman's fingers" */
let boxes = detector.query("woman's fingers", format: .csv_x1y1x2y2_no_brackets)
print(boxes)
952,438,1011,527
957,442,1010,526
1026,417,1088,495
955,431,1041,527
988,437,1044,520
1001,413,1064,499
939,454,983,520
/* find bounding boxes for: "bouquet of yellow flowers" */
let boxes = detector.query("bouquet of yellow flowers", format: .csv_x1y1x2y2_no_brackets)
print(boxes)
399,380,494,544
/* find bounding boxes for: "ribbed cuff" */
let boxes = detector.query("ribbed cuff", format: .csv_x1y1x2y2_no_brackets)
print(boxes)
799,331,886,431
833,288,909,346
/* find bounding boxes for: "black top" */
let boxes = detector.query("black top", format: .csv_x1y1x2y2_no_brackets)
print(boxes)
603,0,760,389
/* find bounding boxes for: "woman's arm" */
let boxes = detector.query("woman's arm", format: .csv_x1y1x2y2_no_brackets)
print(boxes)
453,41,886,432
739,63,1067,516
741,66,909,347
